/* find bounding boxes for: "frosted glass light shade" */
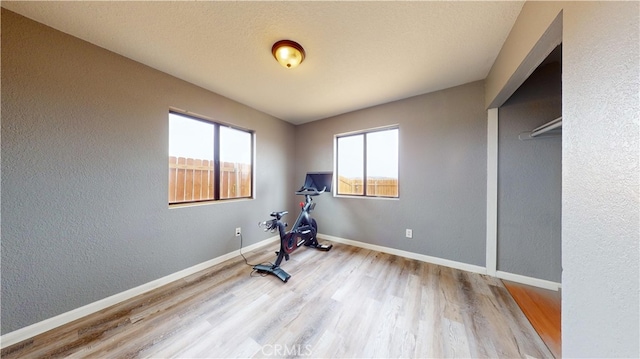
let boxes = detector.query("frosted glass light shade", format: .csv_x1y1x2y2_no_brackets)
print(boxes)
272,40,305,69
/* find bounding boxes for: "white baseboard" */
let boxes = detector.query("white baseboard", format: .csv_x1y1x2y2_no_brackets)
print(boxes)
318,233,487,275
2,234,562,348
319,234,562,291
0,235,279,349
497,270,562,291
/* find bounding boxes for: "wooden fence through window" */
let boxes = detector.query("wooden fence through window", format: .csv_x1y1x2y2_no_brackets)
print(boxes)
337,176,398,197
169,156,251,203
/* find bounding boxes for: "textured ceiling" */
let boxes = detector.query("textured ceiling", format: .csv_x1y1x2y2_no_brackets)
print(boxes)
2,1,524,124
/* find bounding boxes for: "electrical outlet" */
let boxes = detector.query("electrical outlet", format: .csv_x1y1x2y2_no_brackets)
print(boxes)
405,229,413,239
235,227,241,237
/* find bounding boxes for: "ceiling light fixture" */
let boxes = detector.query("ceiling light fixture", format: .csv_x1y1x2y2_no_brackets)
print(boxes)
272,40,305,69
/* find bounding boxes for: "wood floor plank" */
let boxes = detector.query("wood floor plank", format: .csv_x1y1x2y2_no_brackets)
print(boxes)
2,243,553,358
504,280,562,358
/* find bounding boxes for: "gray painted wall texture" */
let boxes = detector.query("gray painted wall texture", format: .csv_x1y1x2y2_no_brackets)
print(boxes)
561,2,639,357
498,61,562,282
3,3,640,356
1,9,297,334
294,81,487,267
491,2,639,355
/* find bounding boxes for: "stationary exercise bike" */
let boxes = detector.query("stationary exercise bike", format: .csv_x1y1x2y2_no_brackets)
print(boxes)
254,172,333,282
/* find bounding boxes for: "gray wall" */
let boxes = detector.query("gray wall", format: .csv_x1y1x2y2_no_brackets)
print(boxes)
498,61,562,282
561,2,639,357
490,2,639,357
294,81,487,266
4,3,640,356
1,9,296,334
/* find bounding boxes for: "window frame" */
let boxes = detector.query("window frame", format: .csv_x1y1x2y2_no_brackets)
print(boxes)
335,125,399,199
168,110,254,205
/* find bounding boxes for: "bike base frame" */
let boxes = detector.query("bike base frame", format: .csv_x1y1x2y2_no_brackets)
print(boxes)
253,264,291,282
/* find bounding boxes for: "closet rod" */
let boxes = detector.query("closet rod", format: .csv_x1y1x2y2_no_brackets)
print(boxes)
518,116,562,140
531,116,562,137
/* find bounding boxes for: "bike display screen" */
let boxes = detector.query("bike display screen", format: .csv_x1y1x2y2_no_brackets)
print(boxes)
301,172,333,192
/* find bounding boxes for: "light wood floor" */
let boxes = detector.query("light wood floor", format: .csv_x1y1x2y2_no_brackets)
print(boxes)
2,242,553,358
504,280,561,358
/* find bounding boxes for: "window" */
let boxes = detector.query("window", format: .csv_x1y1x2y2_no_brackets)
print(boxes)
336,127,399,198
168,112,253,204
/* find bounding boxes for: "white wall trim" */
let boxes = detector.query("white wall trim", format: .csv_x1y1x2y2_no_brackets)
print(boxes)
497,270,562,291
320,233,563,292
0,236,279,349
319,234,487,275
486,108,499,277
2,234,562,348
486,10,563,108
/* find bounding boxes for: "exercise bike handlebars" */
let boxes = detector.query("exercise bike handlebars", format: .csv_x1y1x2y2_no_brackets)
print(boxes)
294,186,326,196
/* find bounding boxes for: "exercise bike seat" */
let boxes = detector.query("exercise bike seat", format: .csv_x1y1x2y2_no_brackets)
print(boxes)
270,211,288,219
